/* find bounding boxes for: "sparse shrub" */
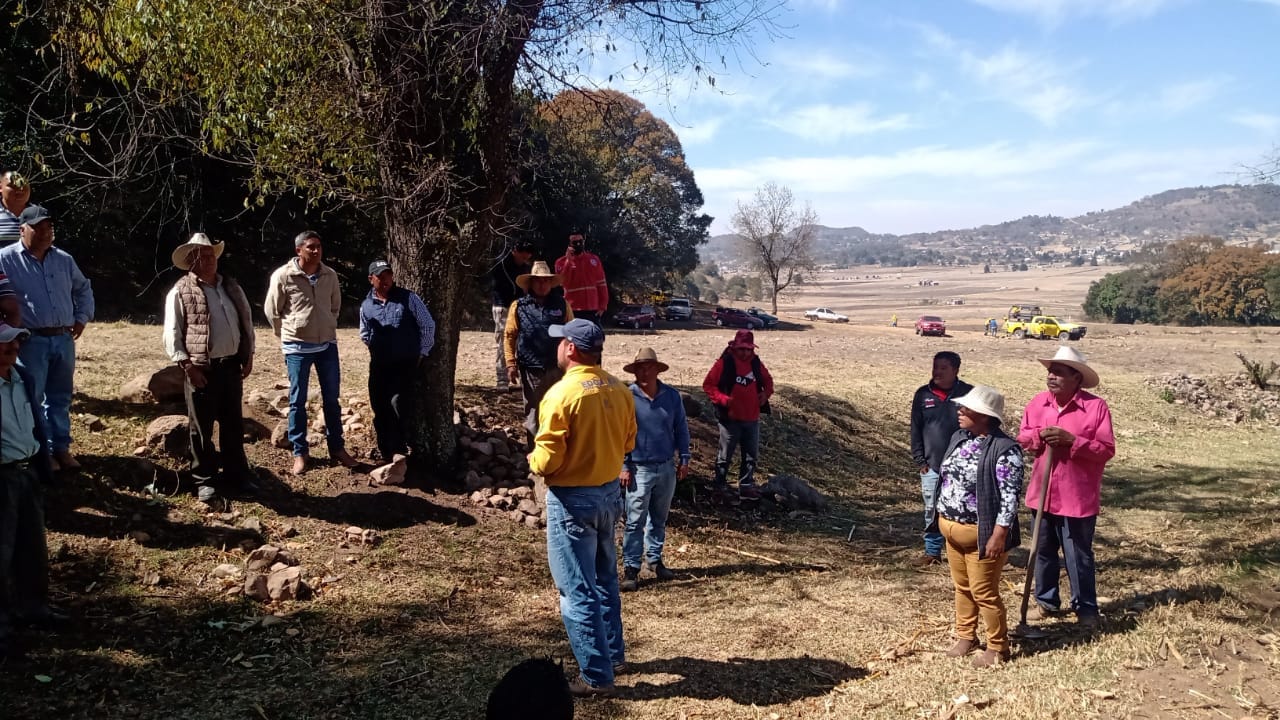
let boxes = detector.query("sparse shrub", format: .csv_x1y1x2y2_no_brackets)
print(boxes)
1159,387,1175,404
1234,351,1278,390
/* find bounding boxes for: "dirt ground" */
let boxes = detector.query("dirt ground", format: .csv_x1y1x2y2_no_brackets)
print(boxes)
2,264,1278,719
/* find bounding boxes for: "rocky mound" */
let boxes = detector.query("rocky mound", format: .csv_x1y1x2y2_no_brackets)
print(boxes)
1146,372,1280,427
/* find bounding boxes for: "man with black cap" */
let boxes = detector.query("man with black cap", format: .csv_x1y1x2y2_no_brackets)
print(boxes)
0,320,62,652
554,230,608,325
359,259,436,461
528,318,636,697
0,204,95,472
490,240,534,389
163,233,257,504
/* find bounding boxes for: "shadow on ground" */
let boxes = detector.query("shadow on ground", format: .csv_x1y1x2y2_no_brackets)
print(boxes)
620,655,865,705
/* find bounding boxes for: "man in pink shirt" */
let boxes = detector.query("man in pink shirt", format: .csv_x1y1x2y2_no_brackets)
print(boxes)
1017,346,1115,628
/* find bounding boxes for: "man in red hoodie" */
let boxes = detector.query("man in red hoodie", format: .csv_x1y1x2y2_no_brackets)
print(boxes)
702,329,774,505
554,231,608,325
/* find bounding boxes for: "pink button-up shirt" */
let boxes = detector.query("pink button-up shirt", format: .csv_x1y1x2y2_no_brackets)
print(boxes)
1018,389,1116,518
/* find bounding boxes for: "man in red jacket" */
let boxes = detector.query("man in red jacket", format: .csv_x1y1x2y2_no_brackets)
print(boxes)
554,231,608,324
702,329,773,505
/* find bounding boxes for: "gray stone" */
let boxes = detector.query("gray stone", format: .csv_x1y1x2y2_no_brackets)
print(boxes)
246,544,281,572
120,366,187,404
145,415,190,458
84,414,106,432
244,574,270,602
518,499,540,515
212,563,243,580
369,454,408,486
267,566,304,601
271,420,291,450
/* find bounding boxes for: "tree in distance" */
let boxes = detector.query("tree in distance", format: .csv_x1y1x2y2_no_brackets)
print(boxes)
731,182,818,314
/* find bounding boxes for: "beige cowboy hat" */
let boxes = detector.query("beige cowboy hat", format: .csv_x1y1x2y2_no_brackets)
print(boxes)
1038,345,1100,389
172,232,224,270
516,260,561,290
953,385,1006,422
623,347,669,374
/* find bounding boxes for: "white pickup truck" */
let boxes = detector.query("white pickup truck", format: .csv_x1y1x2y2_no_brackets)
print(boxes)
804,307,849,323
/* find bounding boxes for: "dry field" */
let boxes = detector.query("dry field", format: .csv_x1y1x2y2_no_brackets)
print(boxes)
3,264,1278,720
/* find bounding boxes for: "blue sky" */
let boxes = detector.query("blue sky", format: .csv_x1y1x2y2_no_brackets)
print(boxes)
598,0,1280,235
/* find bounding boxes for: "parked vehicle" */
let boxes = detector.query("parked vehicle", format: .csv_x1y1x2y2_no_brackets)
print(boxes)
803,307,849,323
1004,315,1086,340
659,297,693,321
914,315,946,336
712,307,765,329
614,304,657,329
746,307,779,328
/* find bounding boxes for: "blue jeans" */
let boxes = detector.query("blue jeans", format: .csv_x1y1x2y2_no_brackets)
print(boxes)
713,419,759,488
285,344,345,457
18,334,75,453
1033,513,1098,617
545,481,625,688
921,469,944,557
622,460,677,570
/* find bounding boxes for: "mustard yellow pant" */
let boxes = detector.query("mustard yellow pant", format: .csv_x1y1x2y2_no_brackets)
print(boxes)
939,516,1009,653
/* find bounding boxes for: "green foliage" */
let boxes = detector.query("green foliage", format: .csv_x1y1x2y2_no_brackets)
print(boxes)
1083,268,1161,323
1159,387,1175,404
703,289,719,305
1234,352,1278,390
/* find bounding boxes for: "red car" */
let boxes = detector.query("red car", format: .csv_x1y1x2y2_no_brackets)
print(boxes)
915,315,946,337
712,307,765,329
614,304,657,329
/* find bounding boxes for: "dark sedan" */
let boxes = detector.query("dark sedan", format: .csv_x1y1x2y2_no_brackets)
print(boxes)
746,307,779,328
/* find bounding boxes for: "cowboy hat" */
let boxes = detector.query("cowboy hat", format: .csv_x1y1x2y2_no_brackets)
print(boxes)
953,385,1005,422
623,347,669,374
1039,346,1099,389
728,329,757,349
516,260,561,290
172,232,224,270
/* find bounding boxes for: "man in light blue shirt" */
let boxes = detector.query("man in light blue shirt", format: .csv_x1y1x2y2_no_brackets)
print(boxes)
619,347,691,592
0,204,95,471
0,321,60,652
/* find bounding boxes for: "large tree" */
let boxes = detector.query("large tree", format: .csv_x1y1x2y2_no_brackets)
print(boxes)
731,182,817,313
1157,244,1278,325
38,0,780,473
531,89,710,299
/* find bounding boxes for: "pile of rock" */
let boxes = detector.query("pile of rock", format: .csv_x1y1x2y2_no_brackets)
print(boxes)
1147,372,1280,426
211,544,310,603
455,420,545,528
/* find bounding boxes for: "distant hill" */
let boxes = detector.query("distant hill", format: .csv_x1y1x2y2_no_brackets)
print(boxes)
702,184,1280,268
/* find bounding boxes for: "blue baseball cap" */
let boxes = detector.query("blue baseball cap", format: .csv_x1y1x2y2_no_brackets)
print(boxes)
549,318,604,352
367,260,392,276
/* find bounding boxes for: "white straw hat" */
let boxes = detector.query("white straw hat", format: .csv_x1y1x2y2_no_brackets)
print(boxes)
1038,346,1099,389
953,385,1006,422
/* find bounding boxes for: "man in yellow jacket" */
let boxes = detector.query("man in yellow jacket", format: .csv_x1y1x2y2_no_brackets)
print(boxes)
528,318,636,698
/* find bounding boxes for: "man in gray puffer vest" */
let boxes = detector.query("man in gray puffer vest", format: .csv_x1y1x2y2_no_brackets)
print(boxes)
163,233,256,504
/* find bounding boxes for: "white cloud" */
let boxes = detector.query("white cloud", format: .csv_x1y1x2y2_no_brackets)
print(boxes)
1230,111,1280,134
1157,78,1225,113
763,103,913,141
960,45,1089,125
774,51,881,81
696,140,1101,195
675,117,725,145
966,0,1178,23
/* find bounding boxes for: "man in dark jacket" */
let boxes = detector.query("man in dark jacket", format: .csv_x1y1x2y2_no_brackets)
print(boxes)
503,261,573,443
489,240,533,389
701,329,773,505
908,350,972,567
0,321,61,653
359,260,436,462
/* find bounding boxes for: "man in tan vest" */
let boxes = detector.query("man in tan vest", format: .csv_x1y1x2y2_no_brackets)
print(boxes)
163,234,257,504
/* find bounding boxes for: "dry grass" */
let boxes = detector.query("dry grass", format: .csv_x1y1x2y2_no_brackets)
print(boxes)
3,266,1279,719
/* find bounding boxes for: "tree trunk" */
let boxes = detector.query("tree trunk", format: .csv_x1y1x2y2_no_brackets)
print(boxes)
770,287,779,314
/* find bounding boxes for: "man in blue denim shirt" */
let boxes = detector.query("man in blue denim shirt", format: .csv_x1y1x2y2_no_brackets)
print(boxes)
0,205,94,472
619,347,690,592
908,351,972,567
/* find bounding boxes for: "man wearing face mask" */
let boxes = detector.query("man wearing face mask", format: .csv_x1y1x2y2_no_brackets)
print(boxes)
554,231,608,325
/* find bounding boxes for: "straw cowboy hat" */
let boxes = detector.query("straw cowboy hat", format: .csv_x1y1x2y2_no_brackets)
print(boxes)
1039,346,1100,389
953,385,1006,422
623,347,669,374
172,233,224,270
515,260,561,290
